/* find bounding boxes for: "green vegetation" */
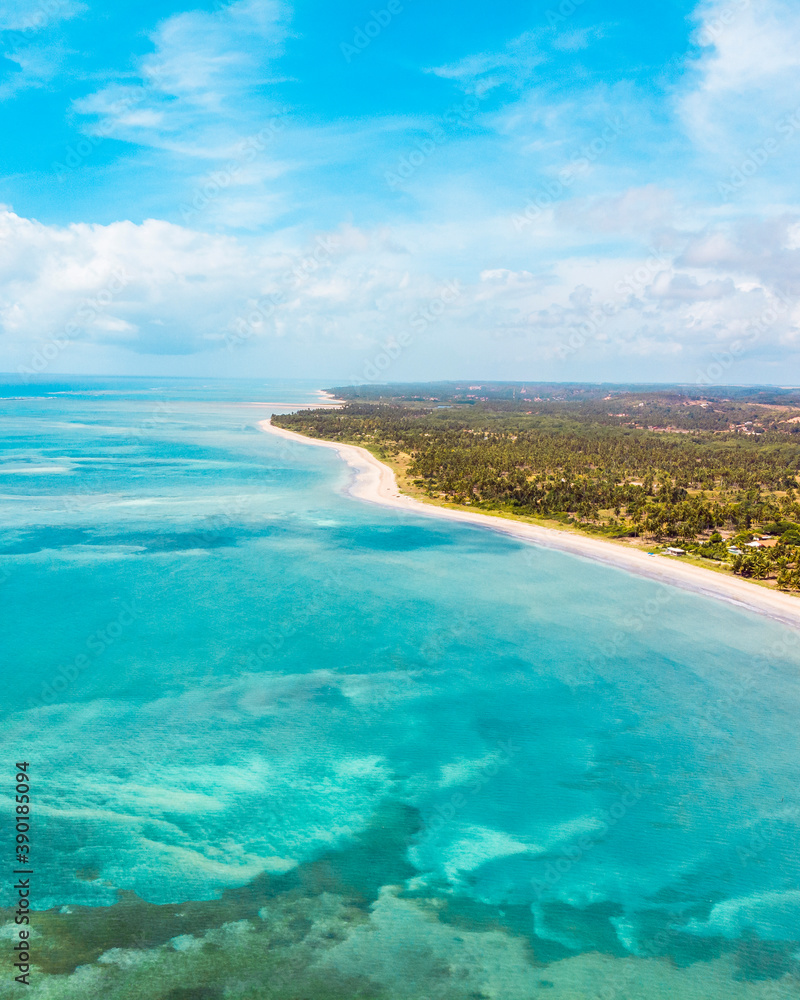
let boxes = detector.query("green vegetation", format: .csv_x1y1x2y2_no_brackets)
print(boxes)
275,383,800,592
5,801,794,997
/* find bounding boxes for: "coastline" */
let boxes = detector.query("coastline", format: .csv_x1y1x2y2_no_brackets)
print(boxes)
260,417,800,629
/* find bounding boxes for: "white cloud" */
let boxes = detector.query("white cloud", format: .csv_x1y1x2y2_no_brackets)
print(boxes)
0,209,468,374
678,216,800,293
1,41,71,98
0,0,85,33
0,209,251,358
551,26,604,52
647,272,736,303
427,30,548,96
0,0,84,98
482,206,799,375
682,0,800,151
554,186,679,235
73,0,290,155
427,21,605,99
0,195,798,382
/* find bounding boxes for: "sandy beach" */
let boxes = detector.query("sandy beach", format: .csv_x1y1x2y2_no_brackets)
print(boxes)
260,417,800,629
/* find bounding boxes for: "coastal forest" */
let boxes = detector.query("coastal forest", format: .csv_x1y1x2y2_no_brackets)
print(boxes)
273,383,800,591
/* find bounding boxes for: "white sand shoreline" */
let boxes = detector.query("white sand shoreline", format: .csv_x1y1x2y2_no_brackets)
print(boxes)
260,417,800,629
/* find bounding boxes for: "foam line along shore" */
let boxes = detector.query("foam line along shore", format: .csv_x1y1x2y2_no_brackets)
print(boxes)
259,417,800,630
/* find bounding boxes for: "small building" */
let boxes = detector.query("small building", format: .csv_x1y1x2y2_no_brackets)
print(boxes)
728,546,743,555
664,547,686,556
745,541,762,549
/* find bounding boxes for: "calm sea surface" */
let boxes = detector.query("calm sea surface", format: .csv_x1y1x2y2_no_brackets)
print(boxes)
1,377,798,999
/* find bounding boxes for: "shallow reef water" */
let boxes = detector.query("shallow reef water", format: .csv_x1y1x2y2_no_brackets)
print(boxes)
0,378,798,998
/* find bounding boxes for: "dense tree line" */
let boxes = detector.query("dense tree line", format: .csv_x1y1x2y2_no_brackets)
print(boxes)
274,400,800,589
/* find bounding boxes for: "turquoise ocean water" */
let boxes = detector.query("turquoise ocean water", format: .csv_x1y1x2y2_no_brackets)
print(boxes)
0,377,798,999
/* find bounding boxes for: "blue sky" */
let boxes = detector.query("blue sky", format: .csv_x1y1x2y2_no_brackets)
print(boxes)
0,0,799,383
